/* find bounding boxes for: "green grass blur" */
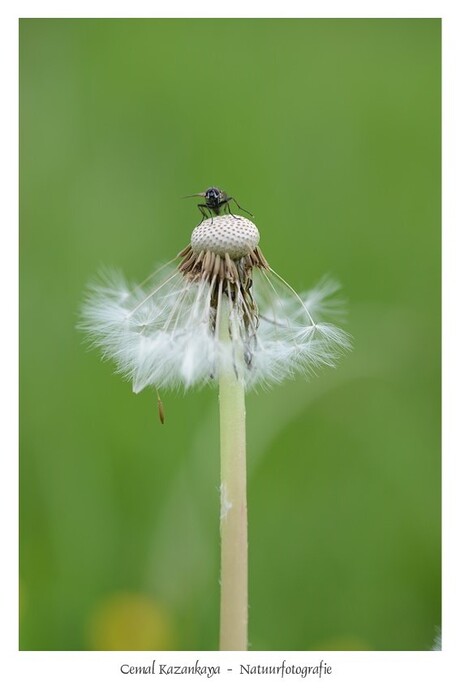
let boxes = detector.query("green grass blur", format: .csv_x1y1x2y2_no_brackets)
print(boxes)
20,18,441,651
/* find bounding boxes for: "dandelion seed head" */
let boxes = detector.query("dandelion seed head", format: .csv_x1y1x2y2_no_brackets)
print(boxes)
191,215,260,260
80,215,351,393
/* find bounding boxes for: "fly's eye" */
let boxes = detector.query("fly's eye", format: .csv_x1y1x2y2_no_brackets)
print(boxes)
207,188,218,198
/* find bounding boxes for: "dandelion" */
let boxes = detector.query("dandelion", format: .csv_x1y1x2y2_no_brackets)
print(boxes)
81,213,351,650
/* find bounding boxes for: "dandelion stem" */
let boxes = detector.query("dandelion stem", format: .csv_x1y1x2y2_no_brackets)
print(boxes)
218,296,248,651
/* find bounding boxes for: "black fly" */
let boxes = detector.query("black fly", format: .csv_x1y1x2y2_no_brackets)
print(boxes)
184,187,254,225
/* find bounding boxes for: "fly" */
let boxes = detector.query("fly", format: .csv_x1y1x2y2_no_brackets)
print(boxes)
184,187,254,224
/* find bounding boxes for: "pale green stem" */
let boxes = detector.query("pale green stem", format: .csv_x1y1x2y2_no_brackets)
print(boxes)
218,296,248,651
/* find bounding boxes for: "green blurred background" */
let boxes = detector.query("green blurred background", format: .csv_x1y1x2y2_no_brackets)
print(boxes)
20,19,441,651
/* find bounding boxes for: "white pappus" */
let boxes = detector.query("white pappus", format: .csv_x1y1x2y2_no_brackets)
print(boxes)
81,215,351,393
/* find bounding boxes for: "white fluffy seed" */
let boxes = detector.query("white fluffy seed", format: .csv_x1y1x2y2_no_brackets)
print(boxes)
191,215,260,259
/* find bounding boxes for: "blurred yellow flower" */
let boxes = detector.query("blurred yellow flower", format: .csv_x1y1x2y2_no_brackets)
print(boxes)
87,591,174,651
314,635,371,651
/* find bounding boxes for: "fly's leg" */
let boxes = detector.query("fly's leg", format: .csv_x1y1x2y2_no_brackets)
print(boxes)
225,201,238,219
198,204,212,225
228,196,254,218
